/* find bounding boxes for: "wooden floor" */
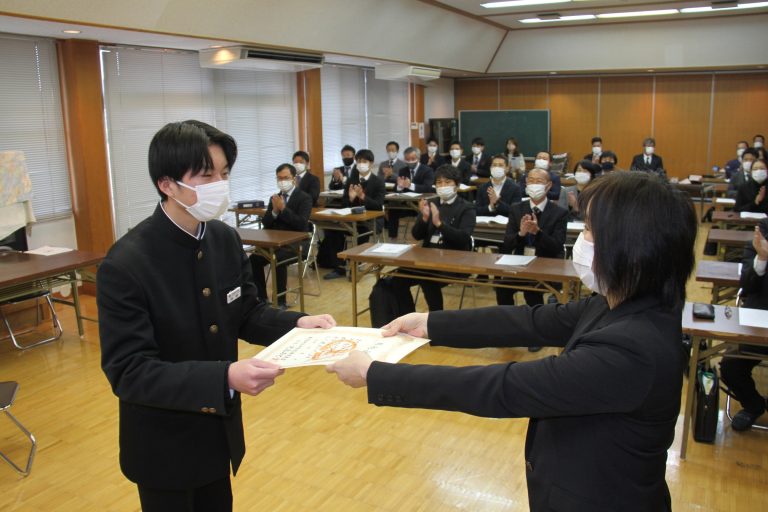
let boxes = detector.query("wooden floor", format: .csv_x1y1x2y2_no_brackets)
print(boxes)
1,225,767,511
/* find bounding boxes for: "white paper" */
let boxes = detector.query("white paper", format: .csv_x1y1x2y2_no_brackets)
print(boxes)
316,208,353,215
567,221,585,232
26,246,74,256
495,254,536,266
322,189,343,196
254,326,430,368
738,308,768,329
385,182,395,190
386,192,421,198
740,212,767,220
715,198,736,205
470,175,479,182
476,215,509,225
689,175,703,183
363,243,413,256
458,183,471,191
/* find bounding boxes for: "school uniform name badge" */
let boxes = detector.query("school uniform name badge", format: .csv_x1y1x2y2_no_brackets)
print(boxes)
227,286,241,304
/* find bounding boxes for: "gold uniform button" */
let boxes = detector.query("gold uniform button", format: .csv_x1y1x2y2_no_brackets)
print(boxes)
197,250,203,260
209,324,219,334
202,287,211,297
201,407,209,413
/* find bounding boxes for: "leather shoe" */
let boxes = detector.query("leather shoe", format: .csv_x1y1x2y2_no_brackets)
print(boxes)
323,269,346,280
528,346,543,353
731,409,764,431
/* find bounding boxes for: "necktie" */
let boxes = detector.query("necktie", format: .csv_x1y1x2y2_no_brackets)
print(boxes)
528,207,541,246
296,174,302,187
390,160,395,167
474,156,479,166
646,156,650,165
281,193,287,202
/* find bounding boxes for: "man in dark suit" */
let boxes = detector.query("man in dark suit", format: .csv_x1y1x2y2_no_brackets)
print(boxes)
250,163,312,307
583,136,603,163
329,144,356,190
323,149,386,280
97,121,335,511
468,137,491,178
447,140,472,185
630,137,665,177
475,154,522,217
730,148,759,194
421,137,446,170
292,150,320,206
386,147,436,240
735,159,768,214
721,220,768,431
377,140,406,184
723,140,750,179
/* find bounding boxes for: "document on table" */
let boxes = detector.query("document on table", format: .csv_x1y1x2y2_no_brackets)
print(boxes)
322,189,343,196
495,254,536,266
254,326,430,368
363,243,413,257
458,183,471,191
567,221,585,232
715,198,735,205
738,308,768,329
26,246,74,256
386,192,421,198
740,212,767,220
316,208,353,215
476,215,509,224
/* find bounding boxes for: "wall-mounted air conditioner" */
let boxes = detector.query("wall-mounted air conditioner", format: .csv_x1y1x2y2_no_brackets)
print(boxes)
199,46,324,72
375,64,441,82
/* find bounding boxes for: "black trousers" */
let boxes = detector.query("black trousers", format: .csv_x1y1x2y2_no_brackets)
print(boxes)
387,209,415,239
720,344,768,415
495,280,544,307
249,248,296,305
390,269,451,311
321,229,372,271
138,476,232,512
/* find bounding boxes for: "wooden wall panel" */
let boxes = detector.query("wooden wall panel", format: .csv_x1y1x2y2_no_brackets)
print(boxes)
598,76,654,170
296,69,325,188
499,78,547,110
654,75,713,178
454,79,498,115
549,77,599,166
711,74,768,170
410,83,426,151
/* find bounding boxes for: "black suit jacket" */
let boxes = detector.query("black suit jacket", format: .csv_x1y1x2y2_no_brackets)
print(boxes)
448,159,473,185
329,164,355,190
412,196,475,251
342,170,385,211
735,179,768,214
468,151,491,178
398,163,435,193
420,153,446,170
262,188,312,232
296,171,320,206
367,295,683,511
741,219,768,309
630,154,665,176
501,200,568,259
475,179,522,217
97,205,304,489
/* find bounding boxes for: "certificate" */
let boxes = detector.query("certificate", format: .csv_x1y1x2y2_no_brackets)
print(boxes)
253,326,430,368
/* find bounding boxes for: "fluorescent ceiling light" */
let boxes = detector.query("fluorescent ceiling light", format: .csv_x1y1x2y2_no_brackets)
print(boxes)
62,29,81,34
682,2,768,12
520,14,596,22
482,0,571,8
597,9,679,18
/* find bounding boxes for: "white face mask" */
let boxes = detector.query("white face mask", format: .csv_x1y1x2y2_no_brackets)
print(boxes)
574,171,591,185
294,162,306,173
752,168,767,184
754,141,764,149
427,145,438,154
357,162,370,175
436,186,456,202
592,146,601,155
572,232,601,294
472,146,482,155
490,166,506,180
450,149,461,159
277,179,294,193
645,146,655,155
743,160,754,172
534,159,550,170
736,148,745,158
174,180,230,222
387,151,398,160
526,183,547,201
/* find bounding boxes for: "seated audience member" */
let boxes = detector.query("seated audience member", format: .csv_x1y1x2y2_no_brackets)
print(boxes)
735,159,768,214
496,168,568,351
503,137,526,181
731,148,759,192
447,140,472,184
377,141,405,183
292,150,320,206
468,137,491,178
630,137,665,177
421,137,446,170
724,141,750,180
558,160,601,221
390,165,476,311
322,149,385,280
476,154,522,217
754,134,767,160
386,147,436,240
330,145,356,190
720,219,768,431
518,151,562,201
583,136,603,164
599,151,623,173
250,164,312,307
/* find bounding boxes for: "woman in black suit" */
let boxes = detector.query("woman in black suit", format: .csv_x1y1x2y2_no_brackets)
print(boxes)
328,172,697,512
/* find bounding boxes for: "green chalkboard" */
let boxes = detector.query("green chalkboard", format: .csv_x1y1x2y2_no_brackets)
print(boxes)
458,110,550,159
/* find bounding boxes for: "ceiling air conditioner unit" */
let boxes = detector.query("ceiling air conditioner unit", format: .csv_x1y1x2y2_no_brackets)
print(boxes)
199,46,324,72
375,64,441,82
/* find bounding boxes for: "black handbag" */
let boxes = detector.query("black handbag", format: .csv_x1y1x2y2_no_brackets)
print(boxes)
693,363,720,443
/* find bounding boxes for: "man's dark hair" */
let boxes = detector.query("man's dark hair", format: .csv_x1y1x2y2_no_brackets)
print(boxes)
578,172,696,309
737,140,749,148
426,137,438,145
471,137,485,146
292,151,310,162
386,141,400,150
341,145,356,154
591,136,602,145
599,151,618,164
754,134,765,141
276,163,296,177
449,140,462,148
434,164,461,185
355,149,375,162
537,150,553,161
743,148,759,160
149,120,237,200
575,160,601,177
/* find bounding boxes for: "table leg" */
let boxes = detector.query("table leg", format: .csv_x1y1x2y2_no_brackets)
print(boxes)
70,270,84,337
270,248,279,307
351,259,358,327
680,336,701,460
297,244,305,313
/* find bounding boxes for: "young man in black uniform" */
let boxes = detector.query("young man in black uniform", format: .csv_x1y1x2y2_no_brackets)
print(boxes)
292,150,320,206
329,144,356,190
97,120,335,511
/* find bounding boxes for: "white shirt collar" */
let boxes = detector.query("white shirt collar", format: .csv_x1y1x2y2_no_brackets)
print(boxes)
530,197,548,212
160,201,205,240
297,170,307,179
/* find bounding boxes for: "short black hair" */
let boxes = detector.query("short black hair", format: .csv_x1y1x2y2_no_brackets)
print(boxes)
149,120,237,200
737,140,749,147
591,136,602,145
341,145,356,154
643,137,656,146
434,164,460,185
386,141,400,150
600,151,618,164
355,149,375,162
471,137,485,146
491,154,508,165
575,160,601,177
426,137,438,145
754,134,765,141
449,140,462,148
578,172,696,309
292,150,309,162
536,151,553,161
276,163,297,177
743,148,759,160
